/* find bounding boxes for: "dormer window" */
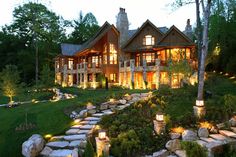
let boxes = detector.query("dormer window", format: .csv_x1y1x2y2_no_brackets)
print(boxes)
143,35,155,46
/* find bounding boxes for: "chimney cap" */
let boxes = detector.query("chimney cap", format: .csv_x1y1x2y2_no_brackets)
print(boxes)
119,7,125,12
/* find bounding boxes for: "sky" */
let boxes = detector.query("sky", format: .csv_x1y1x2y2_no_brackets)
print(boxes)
0,0,196,31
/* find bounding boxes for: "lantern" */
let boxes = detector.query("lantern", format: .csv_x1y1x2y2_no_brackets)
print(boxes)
98,130,106,140
196,100,204,107
156,112,164,122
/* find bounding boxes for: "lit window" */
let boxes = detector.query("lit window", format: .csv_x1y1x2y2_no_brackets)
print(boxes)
143,53,155,63
103,44,107,64
160,72,169,85
56,61,59,69
170,48,185,61
109,44,117,64
186,48,191,59
143,35,155,46
92,56,99,67
68,74,73,86
109,73,116,82
68,59,74,69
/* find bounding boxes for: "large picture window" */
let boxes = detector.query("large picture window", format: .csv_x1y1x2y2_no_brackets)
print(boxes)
109,44,117,64
143,53,155,64
109,73,117,82
143,35,155,46
68,59,74,70
92,56,99,67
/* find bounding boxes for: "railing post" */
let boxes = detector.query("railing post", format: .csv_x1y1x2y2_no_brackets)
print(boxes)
155,59,160,89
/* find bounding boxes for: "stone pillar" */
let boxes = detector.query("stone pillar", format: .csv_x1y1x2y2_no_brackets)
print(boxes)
130,59,135,89
84,62,88,88
143,59,147,89
76,64,79,85
193,100,206,118
62,64,67,87
96,137,110,157
153,120,166,135
124,60,127,87
155,59,160,89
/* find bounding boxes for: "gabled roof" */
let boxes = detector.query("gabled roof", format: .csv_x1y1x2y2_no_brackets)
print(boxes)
61,43,82,56
122,19,164,49
61,22,119,56
156,25,195,47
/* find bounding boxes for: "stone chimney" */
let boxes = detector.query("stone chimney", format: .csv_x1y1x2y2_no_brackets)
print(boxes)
184,19,193,40
116,8,129,47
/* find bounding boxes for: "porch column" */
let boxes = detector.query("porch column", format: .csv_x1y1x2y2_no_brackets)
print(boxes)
63,64,67,87
130,59,135,89
143,59,147,89
76,64,79,85
155,59,160,89
92,63,96,88
84,62,88,88
79,63,82,86
119,61,122,85
124,60,127,87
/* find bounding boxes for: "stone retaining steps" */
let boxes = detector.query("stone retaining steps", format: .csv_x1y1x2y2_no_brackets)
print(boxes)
40,93,151,157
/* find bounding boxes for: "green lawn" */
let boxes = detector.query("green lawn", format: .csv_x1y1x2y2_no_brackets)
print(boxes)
0,88,147,157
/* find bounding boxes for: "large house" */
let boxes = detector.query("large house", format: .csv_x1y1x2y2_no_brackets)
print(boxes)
55,8,197,89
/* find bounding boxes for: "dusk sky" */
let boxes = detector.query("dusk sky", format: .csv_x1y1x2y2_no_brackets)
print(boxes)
0,0,196,31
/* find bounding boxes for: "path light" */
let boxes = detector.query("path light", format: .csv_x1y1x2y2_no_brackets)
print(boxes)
171,127,185,134
196,100,204,107
96,130,110,157
194,100,206,118
230,76,235,79
199,121,212,129
156,112,164,122
44,134,52,140
109,98,115,103
124,93,130,97
98,130,106,140
225,73,229,76
153,112,165,135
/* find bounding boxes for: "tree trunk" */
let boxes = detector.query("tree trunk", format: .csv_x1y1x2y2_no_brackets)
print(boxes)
197,0,211,100
195,0,202,83
35,42,39,85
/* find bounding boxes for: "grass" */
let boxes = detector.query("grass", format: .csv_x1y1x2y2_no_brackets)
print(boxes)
0,87,147,157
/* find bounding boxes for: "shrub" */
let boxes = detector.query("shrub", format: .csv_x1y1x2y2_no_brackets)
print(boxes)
83,140,95,157
181,141,207,157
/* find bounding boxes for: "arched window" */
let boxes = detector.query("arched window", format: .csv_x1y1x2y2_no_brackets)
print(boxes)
143,35,155,46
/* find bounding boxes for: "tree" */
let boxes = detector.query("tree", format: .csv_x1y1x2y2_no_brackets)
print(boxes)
9,2,65,85
70,11,100,44
39,64,54,87
0,65,21,104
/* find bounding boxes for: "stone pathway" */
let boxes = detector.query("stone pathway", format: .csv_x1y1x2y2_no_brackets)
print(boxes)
40,92,152,157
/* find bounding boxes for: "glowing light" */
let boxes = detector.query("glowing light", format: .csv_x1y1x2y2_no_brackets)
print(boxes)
220,72,223,74
230,76,235,79
196,100,204,107
156,112,164,122
74,119,81,124
44,134,52,140
109,98,115,103
199,121,212,129
213,70,216,73
98,130,106,140
92,82,97,89
62,82,67,87
171,127,185,134
124,93,130,97
225,73,229,76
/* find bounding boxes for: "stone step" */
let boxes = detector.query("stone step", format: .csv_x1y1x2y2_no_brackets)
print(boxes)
92,113,105,117
80,124,95,130
66,129,80,135
77,129,92,135
80,121,90,125
102,109,114,115
84,117,101,121
196,140,208,147
231,127,236,133
64,134,87,141
200,137,219,143
48,148,78,157
219,130,236,138
68,140,83,148
71,125,82,129
209,134,228,141
46,141,69,148
174,150,186,157
51,136,64,141
89,121,98,125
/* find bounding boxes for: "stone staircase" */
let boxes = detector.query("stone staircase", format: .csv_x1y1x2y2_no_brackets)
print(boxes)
39,92,152,157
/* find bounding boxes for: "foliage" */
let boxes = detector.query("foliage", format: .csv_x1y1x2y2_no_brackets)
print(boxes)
83,140,95,157
97,73,106,88
0,65,22,103
100,97,170,156
69,11,100,44
39,64,54,88
214,144,236,157
223,94,236,118
181,141,207,157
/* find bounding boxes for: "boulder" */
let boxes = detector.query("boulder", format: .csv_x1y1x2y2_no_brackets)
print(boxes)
119,99,127,105
170,133,181,139
79,109,87,118
49,148,78,157
153,149,169,157
198,127,209,138
40,146,53,156
174,150,186,157
182,130,198,141
229,117,236,127
100,102,108,110
165,139,181,152
22,134,45,157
